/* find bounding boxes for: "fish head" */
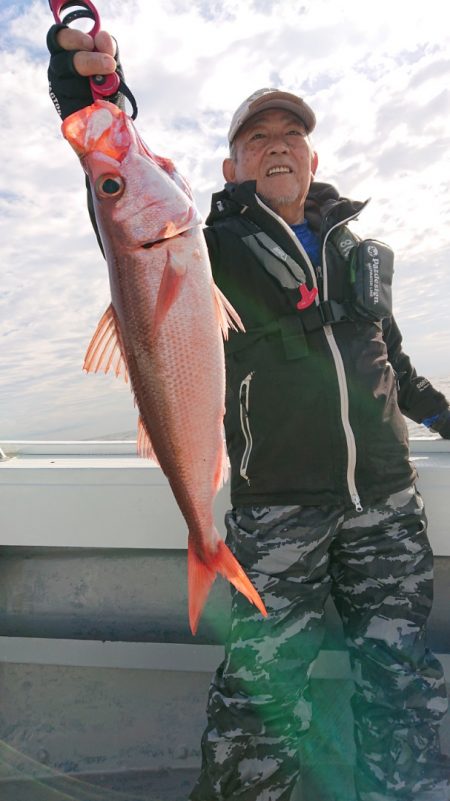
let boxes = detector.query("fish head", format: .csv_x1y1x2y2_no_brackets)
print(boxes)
62,100,201,250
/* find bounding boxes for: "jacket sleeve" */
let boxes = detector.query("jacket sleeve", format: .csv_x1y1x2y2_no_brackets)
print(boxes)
382,316,449,423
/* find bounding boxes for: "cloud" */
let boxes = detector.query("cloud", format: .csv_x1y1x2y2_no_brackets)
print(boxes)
408,57,450,88
0,0,449,440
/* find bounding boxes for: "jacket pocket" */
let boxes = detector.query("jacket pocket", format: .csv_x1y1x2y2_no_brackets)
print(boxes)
239,371,255,484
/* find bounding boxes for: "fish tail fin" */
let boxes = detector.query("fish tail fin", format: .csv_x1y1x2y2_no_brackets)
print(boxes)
212,283,245,340
188,532,267,635
188,534,217,635
214,538,267,619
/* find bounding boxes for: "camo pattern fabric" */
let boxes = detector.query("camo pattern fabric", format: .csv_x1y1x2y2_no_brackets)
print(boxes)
189,486,449,801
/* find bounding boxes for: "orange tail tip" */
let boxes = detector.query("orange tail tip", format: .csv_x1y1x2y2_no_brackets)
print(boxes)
188,534,267,635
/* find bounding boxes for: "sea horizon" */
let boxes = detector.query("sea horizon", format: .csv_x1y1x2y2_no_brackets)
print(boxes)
2,377,448,444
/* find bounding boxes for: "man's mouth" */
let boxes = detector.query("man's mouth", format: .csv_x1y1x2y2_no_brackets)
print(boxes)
266,166,293,177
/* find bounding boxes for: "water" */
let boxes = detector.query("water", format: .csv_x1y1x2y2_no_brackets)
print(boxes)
98,378,450,442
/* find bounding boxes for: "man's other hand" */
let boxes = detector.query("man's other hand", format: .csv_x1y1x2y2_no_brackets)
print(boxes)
430,409,450,439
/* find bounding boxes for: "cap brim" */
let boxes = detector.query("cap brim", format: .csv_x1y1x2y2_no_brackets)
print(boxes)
228,92,316,143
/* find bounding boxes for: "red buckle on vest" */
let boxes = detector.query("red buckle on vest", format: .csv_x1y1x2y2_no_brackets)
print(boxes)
296,284,318,310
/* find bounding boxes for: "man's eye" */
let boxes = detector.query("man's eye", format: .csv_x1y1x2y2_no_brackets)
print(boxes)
249,132,265,141
287,129,306,136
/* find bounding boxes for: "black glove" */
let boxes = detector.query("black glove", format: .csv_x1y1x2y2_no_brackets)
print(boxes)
429,409,450,439
47,23,125,120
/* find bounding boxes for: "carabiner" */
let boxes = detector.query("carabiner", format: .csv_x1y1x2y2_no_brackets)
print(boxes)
49,0,120,99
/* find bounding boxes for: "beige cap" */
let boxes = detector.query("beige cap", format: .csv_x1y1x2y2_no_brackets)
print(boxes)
228,87,316,144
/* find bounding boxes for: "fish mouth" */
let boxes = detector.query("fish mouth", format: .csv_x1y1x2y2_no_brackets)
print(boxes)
141,208,197,248
141,229,191,250
141,237,168,250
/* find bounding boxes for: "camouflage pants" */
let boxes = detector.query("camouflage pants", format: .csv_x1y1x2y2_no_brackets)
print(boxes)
189,486,449,801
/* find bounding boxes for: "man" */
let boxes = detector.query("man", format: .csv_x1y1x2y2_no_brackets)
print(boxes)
47,25,450,801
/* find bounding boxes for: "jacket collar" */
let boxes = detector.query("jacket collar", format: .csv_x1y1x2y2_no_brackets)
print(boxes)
206,180,367,236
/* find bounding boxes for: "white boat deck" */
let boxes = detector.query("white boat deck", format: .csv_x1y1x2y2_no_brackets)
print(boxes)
1,437,449,552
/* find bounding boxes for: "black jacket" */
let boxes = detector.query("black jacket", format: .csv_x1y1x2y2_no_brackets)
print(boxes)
204,181,448,509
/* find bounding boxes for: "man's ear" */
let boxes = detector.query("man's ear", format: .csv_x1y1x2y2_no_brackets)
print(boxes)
311,151,319,177
223,157,236,183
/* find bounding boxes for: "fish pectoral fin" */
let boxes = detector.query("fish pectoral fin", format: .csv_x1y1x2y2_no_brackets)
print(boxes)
188,533,268,635
152,250,187,339
212,283,245,340
137,416,160,464
83,304,129,383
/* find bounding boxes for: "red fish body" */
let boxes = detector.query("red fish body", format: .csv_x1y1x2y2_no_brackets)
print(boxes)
62,100,267,633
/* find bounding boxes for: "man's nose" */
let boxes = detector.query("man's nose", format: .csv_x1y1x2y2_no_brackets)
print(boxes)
267,134,289,152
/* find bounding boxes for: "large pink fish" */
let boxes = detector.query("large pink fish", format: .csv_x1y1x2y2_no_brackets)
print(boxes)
62,100,267,634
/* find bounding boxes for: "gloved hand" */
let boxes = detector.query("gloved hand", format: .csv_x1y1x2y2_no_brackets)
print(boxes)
47,24,124,119
429,409,450,439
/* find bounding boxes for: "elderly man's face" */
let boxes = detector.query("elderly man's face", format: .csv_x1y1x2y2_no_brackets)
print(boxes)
223,109,318,224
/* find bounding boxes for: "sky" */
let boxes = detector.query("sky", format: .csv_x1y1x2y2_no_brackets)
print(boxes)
0,0,449,441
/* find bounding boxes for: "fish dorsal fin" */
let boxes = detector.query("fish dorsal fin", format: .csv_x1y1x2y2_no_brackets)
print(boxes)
137,416,160,464
152,250,187,340
212,284,245,340
83,304,129,383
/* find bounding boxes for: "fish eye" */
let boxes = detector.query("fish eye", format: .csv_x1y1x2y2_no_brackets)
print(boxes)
95,174,125,199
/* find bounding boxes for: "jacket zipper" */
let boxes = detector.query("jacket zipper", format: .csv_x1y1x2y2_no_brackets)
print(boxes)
255,194,364,512
321,211,367,512
239,371,255,485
